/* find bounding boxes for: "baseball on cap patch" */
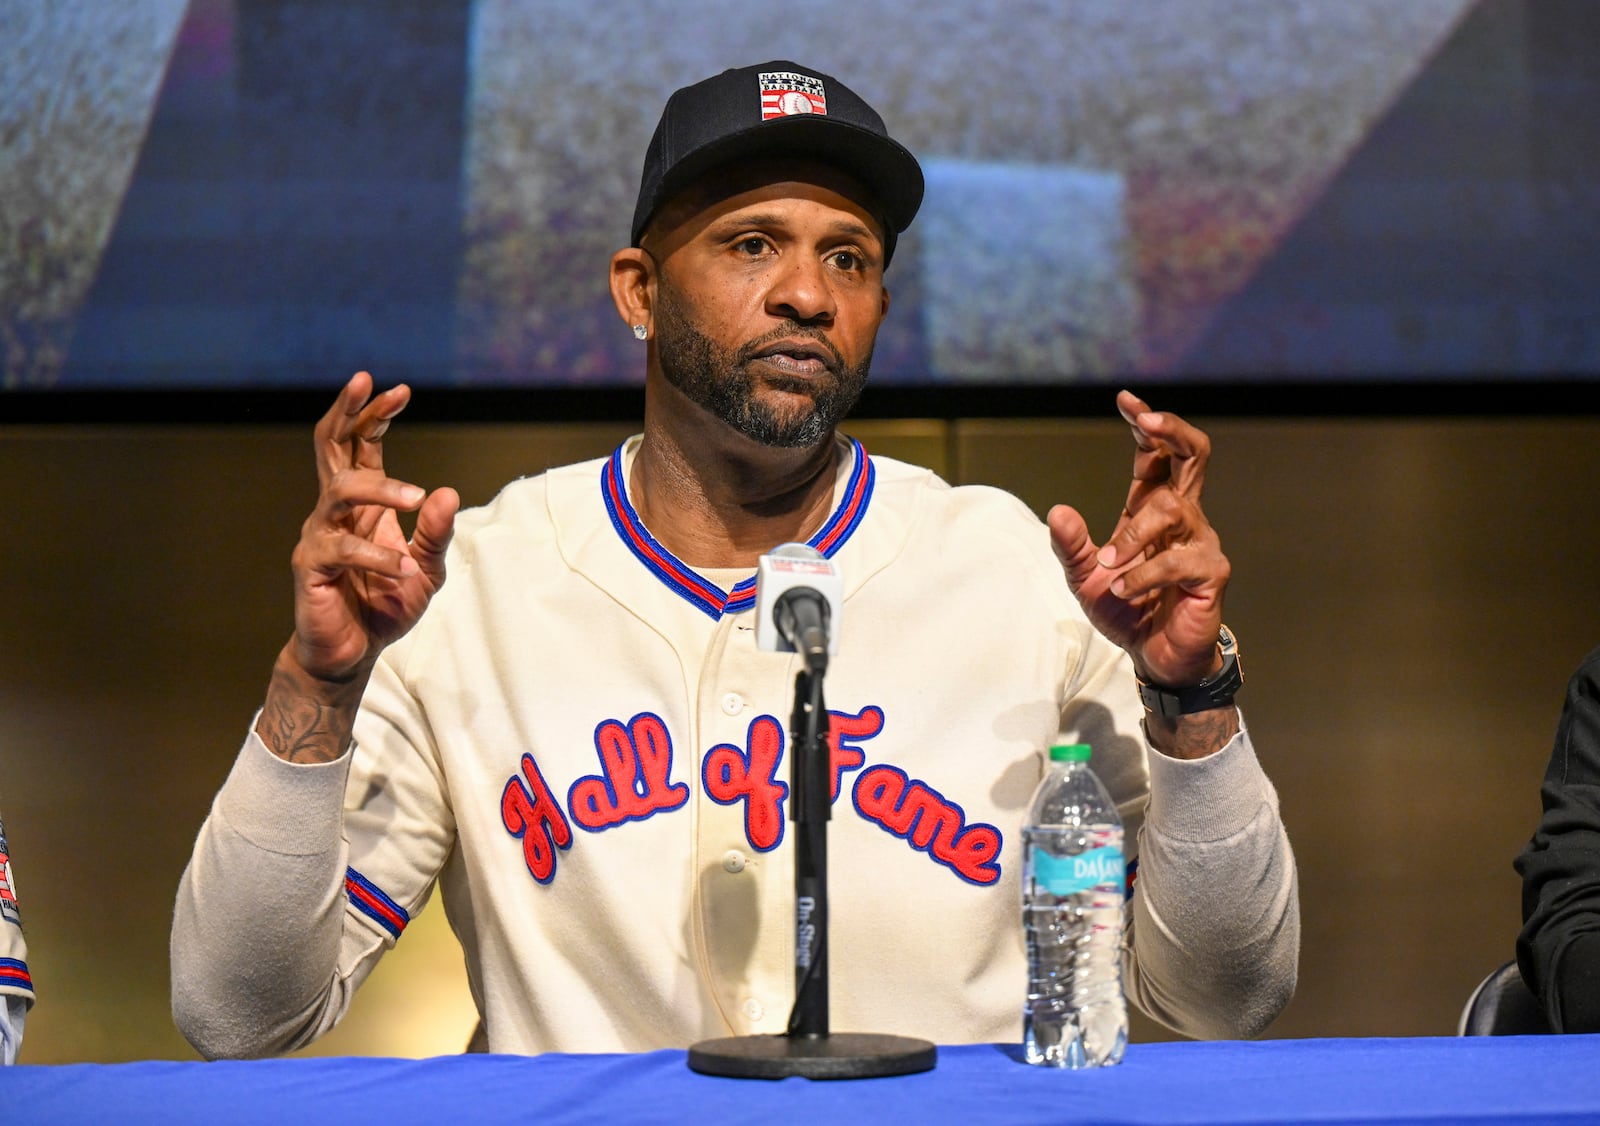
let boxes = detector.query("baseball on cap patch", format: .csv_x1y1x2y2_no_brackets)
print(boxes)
760,71,826,120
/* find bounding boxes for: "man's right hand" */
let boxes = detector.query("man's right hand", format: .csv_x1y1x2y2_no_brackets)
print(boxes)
256,372,460,763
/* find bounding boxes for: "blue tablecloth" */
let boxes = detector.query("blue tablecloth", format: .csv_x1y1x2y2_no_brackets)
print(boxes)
8,1036,1600,1125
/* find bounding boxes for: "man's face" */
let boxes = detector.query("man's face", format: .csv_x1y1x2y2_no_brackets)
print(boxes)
644,162,891,448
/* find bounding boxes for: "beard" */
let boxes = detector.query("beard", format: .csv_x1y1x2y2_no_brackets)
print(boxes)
653,287,872,449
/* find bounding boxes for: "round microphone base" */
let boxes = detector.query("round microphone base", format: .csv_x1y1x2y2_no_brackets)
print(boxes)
686,1032,936,1080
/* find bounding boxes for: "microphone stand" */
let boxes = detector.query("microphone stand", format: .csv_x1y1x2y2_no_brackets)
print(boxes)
687,663,937,1079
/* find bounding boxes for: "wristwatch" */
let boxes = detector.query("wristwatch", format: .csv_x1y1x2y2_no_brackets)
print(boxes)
1136,625,1243,718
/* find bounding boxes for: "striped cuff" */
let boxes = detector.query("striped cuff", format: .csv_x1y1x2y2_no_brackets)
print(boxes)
0,957,32,996
344,868,409,940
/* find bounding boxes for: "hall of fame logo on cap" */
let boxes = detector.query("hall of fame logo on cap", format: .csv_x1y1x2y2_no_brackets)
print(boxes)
0,818,19,928
759,71,826,120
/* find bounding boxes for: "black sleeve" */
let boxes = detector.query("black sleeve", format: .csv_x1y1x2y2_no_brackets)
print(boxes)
1515,646,1600,1033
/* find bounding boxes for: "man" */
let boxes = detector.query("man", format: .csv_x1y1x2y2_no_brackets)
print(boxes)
1516,645,1600,1032
171,60,1298,1058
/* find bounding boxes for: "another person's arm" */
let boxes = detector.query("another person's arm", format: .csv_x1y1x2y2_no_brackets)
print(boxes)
171,374,459,1058
1,803,31,1064
1049,391,1300,1038
1516,646,1600,1032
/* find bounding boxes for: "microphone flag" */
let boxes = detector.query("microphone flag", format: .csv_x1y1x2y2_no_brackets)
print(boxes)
754,543,842,661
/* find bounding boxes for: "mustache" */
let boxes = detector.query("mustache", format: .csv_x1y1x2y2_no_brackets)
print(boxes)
735,323,846,375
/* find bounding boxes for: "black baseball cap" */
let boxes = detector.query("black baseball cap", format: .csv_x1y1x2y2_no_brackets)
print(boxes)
630,61,924,264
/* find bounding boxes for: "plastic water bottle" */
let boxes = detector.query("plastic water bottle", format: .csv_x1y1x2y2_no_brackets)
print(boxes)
1022,742,1128,1068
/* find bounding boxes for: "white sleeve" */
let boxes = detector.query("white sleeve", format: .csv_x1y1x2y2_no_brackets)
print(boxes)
172,649,457,1060
1124,716,1301,1039
170,723,364,1059
1,996,25,1065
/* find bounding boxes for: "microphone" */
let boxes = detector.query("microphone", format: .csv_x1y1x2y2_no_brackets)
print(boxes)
755,543,842,674
692,540,936,1081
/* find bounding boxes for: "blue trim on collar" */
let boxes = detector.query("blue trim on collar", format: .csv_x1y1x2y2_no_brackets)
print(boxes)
602,439,875,619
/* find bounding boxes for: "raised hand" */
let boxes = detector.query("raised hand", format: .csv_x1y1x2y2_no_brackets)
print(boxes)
1047,390,1232,747
258,372,459,762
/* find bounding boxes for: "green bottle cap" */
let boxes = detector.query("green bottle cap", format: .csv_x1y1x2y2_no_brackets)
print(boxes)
1049,743,1092,763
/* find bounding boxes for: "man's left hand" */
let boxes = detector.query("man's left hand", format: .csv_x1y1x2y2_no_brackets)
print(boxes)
1047,389,1230,697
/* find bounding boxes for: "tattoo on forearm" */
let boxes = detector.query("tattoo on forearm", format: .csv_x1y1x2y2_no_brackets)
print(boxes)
259,662,357,764
1146,705,1241,761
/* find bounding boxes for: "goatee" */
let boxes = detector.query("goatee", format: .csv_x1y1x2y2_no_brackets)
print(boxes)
653,289,871,448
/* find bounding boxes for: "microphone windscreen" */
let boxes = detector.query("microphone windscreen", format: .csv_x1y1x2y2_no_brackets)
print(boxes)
755,543,843,655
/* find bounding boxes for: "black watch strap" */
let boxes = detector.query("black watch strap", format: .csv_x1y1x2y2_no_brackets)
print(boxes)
1136,625,1243,718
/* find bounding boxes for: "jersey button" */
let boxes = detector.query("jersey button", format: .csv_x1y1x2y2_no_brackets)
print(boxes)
722,850,746,874
743,998,765,1023
720,692,744,716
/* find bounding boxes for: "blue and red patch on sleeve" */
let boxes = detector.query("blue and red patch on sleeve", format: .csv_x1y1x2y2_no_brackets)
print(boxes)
344,868,409,940
0,958,32,996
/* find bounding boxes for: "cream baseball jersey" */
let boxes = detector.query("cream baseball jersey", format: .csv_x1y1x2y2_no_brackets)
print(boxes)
174,436,1297,1057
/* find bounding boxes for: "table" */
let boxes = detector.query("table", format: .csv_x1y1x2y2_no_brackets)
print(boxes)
8,1036,1600,1125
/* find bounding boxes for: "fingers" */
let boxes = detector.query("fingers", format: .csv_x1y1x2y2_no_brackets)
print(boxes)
315,467,426,528
1117,389,1211,505
1052,392,1232,692
312,373,371,485
409,486,460,587
1046,504,1100,591
1109,538,1229,607
294,525,419,584
352,388,409,472
313,372,413,487
299,465,428,578
1093,489,1227,601
294,484,454,604
301,372,438,587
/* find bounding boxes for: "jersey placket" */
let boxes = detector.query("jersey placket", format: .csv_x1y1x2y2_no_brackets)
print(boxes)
598,436,876,1035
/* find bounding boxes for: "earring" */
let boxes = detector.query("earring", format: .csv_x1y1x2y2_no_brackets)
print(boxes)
632,324,648,341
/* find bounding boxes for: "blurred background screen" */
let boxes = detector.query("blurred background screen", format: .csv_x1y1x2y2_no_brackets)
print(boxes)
3,0,1596,418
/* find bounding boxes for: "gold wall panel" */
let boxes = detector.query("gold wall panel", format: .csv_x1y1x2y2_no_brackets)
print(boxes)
3,413,1598,1060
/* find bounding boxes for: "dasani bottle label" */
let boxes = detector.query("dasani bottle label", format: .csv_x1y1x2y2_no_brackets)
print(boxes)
1031,844,1124,896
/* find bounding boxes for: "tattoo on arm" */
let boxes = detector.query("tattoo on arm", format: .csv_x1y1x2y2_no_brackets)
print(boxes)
1144,705,1241,761
257,654,364,764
